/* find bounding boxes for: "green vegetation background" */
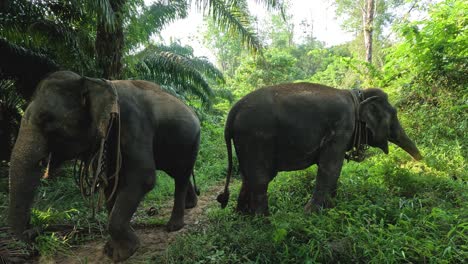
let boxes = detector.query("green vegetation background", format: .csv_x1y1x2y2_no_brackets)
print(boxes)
0,0,466,263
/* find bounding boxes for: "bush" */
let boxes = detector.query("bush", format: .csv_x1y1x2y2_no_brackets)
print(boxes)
385,0,468,93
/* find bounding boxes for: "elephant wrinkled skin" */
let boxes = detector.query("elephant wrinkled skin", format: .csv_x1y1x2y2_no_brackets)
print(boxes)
217,82,422,215
8,71,200,261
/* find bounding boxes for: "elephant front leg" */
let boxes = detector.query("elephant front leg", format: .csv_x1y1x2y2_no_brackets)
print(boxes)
236,182,251,214
105,168,155,262
250,182,269,215
305,148,345,214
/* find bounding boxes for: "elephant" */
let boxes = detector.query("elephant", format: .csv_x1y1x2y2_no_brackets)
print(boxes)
8,71,200,261
217,82,422,215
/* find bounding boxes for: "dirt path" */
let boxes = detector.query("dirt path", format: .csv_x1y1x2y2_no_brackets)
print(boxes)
46,184,224,264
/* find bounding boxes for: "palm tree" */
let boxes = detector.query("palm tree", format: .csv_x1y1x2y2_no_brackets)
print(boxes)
0,0,283,161
1,0,283,98
0,0,97,75
130,42,225,107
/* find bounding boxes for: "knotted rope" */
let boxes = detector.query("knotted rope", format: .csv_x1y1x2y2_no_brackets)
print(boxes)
73,82,122,218
345,89,369,162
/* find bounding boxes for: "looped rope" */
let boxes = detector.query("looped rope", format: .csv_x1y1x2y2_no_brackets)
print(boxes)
73,81,122,218
345,89,369,162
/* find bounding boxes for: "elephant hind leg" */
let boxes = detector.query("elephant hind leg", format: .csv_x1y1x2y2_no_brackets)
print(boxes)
235,137,276,216
166,171,191,231
184,181,198,209
236,178,270,215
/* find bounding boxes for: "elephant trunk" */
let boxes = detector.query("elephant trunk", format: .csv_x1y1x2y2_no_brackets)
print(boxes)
390,124,422,161
8,120,47,238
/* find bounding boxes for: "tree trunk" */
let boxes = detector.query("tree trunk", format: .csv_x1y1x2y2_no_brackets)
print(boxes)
363,0,375,64
95,0,127,79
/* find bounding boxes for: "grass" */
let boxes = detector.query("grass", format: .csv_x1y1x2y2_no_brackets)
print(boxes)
155,147,467,263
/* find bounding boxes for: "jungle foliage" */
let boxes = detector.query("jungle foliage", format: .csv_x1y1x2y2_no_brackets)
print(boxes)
0,0,466,263
0,0,281,161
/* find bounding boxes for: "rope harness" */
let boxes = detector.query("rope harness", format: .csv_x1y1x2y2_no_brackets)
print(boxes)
73,81,122,218
345,89,369,162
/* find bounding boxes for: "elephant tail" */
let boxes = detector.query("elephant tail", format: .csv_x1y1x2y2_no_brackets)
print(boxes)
217,111,235,209
192,170,200,196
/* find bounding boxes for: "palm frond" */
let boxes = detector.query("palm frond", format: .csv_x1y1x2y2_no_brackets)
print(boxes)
27,19,96,74
0,38,60,99
125,0,188,49
142,43,224,83
159,84,187,101
135,50,215,106
197,0,262,53
190,57,225,84
155,42,194,57
213,88,234,102
253,0,285,10
0,0,96,75
85,0,116,31
0,80,24,161
144,51,214,97
0,80,25,113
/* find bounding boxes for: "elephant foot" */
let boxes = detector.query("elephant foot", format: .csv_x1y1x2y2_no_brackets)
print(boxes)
236,200,251,215
251,192,269,216
304,200,321,214
166,218,184,232
253,200,269,216
185,194,198,209
20,227,42,243
254,207,270,216
236,207,251,215
104,234,140,262
304,197,335,214
236,202,269,216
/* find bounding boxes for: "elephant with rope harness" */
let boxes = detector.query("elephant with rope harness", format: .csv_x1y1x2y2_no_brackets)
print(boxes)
8,71,201,261
217,83,422,215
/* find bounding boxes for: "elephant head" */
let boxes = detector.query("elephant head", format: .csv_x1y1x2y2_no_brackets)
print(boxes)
8,71,118,238
359,88,422,160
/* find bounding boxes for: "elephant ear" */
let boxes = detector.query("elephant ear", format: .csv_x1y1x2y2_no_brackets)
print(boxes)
359,96,389,154
81,77,119,139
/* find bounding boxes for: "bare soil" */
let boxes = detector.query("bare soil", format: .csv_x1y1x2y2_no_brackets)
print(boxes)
42,184,224,264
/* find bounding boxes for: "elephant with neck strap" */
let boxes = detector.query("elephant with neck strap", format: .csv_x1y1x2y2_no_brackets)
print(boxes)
217,82,422,215
8,70,201,261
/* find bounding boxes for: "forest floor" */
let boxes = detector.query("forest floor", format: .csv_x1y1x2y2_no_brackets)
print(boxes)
42,183,224,264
